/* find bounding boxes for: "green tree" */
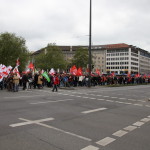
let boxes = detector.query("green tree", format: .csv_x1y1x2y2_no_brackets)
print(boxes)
71,47,89,68
35,44,66,70
0,32,29,71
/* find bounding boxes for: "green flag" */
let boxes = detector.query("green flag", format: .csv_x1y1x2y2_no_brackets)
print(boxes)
42,72,50,82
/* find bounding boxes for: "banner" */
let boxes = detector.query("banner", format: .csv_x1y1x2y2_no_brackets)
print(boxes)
42,71,50,82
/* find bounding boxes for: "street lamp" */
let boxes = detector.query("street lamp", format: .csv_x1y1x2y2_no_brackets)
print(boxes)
88,0,92,87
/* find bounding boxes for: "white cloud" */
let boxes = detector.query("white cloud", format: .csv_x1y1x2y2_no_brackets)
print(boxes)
0,0,150,51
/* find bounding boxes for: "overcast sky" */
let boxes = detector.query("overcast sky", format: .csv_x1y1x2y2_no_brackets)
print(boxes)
0,0,150,51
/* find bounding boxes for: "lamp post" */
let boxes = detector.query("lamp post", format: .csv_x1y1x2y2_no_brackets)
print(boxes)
88,0,92,87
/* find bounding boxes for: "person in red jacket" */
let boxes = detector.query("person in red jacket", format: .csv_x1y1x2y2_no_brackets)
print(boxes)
52,74,59,92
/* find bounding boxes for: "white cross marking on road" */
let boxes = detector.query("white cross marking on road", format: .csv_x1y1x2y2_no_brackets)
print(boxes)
9,118,54,127
10,117,91,141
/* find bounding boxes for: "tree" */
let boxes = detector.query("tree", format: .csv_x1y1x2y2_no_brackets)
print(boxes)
71,47,89,68
35,44,67,71
0,32,29,71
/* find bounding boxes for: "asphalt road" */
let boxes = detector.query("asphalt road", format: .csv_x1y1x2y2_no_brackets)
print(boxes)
0,85,150,150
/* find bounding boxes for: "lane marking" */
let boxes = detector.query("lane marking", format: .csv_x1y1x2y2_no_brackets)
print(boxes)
10,118,54,127
30,99,74,104
119,98,126,100
111,97,117,98
106,100,114,102
124,125,137,131
133,121,145,127
103,96,109,97
82,97,89,99
112,130,128,137
140,118,150,122
97,99,104,101
128,99,136,101
133,104,143,106
96,95,102,96
19,118,92,141
82,108,107,114
81,145,99,150
90,98,96,99
145,105,150,108
76,96,81,97
96,137,116,146
4,95,45,99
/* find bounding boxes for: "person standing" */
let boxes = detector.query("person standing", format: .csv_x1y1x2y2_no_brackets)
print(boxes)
52,74,59,92
13,73,20,92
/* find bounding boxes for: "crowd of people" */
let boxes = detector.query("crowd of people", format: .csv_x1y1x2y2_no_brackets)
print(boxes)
0,72,150,92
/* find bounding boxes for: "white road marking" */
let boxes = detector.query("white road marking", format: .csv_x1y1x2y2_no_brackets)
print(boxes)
90,98,96,99
124,125,137,131
10,118,54,127
137,100,145,103
97,99,104,101
119,98,126,100
82,108,107,114
69,95,75,96
115,101,125,104
106,100,114,102
112,130,128,137
19,118,92,141
30,99,74,104
145,105,150,107
82,97,89,99
128,99,136,101
81,145,99,150
96,137,116,146
103,96,109,97
133,104,143,106
123,102,132,105
111,97,117,98
133,121,145,127
4,95,45,99
96,95,102,96
140,118,150,122
76,96,81,97
62,94,69,95
148,115,150,118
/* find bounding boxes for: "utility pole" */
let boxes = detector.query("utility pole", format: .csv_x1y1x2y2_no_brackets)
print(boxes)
88,0,92,87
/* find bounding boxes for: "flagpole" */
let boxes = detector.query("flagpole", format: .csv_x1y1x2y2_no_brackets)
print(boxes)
88,0,92,87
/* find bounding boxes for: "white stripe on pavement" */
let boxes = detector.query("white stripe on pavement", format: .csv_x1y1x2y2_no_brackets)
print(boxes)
112,130,128,137
81,145,99,150
19,118,92,141
82,108,107,114
10,118,54,127
30,99,74,104
124,125,137,131
133,121,145,127
96,137,116,146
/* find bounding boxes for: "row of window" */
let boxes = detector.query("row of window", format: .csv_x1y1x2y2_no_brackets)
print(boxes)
107,53,129,56
107,62,129,65
107,57,129,61
131,67,138,70
107,66,129,69
131,62,138,66
131,53,138,57
131,57,138,61
107,49,128,53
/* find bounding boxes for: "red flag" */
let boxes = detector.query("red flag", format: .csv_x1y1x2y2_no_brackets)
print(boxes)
77,67,83,76
135,73,140,78
111,72,115,77
28,62,34,70
16,58,20,66
96,69,100,76
70,65,77,75
127,72,131,77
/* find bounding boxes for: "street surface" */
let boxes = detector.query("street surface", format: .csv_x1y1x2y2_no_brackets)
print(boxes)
0,85,150,150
